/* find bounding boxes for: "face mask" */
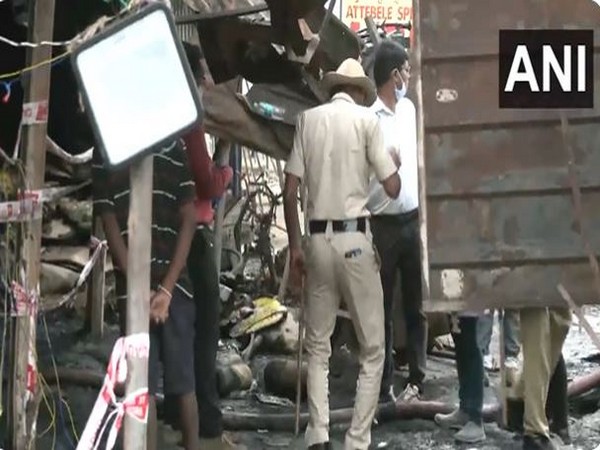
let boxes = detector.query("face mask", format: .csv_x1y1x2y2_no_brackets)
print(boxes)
395,81,407,101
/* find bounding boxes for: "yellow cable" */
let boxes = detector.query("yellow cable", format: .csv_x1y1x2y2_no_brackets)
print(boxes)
37,374,57,439
41,314,80,443
61,397,80,441
0,51,70,80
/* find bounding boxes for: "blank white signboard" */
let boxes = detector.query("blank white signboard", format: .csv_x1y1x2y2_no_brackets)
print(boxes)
73,4,201,166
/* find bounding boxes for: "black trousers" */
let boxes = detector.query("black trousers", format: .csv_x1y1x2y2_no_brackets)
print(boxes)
546,354,569,431
371,211,427,392
188,226,223,438
453,316,484,423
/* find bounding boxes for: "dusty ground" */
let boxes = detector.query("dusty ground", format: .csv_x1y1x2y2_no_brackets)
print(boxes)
0,305,594,450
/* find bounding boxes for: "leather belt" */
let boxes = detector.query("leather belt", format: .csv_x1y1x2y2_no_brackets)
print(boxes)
309,217,367,234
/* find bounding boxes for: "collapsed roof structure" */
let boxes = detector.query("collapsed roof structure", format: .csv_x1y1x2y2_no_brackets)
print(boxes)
173,0,363,160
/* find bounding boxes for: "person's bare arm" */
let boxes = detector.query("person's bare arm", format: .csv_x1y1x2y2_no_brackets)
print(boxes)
283,114,307,293
101,211,128,273
284,174,302,252
159,200,196,294
283,174,304,293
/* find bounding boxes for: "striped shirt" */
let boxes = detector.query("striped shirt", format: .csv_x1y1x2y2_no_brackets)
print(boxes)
93,141,196,299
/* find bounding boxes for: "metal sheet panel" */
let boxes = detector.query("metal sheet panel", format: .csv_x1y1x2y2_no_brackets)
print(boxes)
415,0,600,311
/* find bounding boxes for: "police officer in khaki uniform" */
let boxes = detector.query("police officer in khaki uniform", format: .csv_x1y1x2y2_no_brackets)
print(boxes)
283,58,401,450
509,307,572,450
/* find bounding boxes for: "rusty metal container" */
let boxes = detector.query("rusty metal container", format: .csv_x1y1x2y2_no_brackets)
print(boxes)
414,0,600,311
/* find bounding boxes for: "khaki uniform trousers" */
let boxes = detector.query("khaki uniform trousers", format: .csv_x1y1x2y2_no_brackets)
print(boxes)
514,307,572,437
304,227,385,450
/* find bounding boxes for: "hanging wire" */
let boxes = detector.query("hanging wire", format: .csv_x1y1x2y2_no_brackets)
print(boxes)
0,35,72,49
41,312,80,445
0,0,134,50
0,0,136,83
0,51,70,80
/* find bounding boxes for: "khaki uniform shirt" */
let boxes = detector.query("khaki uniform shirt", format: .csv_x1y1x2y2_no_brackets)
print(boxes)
284,92,397,221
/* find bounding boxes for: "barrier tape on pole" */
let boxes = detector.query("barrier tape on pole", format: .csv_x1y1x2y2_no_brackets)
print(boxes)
9,279,39,405
54,237,107,309
77,333,150,450
46,136,93,165
0,182,89,224
10,236,106,316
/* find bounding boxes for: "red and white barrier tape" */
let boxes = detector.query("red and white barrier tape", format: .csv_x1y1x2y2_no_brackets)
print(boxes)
0,137,93,166
0,182,89,224
77,333,150,450
55,237,107,309
47,137,93,165
10,236,105,316
9,280,39,404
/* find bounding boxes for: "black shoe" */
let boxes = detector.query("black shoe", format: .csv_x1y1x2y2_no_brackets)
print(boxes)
523,434,559,450
308,443,331,450
550,427,571,445
506,398,524,433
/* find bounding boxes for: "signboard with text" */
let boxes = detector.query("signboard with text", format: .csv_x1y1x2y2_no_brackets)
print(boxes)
341,0,413,33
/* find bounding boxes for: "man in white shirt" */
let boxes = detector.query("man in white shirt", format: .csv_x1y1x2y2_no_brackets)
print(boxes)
367,41,427,403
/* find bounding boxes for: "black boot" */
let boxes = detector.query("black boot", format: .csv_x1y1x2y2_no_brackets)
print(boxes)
546,355,570,445
523,434,559,450
308,443,331,450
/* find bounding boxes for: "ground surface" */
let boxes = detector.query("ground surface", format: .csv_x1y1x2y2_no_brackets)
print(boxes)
0,305,594,450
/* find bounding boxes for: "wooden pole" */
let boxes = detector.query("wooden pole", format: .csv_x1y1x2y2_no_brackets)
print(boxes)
10,0,56,448
87,216,106,337
123,155,154,450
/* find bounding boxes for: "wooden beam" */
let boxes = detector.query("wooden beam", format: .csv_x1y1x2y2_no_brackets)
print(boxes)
10,0,56,448
123,155,154,450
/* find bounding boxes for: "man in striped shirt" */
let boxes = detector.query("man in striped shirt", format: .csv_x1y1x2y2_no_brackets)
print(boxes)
93,141,199,450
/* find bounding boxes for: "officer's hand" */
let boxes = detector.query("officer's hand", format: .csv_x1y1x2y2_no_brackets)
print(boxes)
288,247,305,299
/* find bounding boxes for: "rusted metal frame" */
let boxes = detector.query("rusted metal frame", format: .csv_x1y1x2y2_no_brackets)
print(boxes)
412,0,431,312
175,4,269,24
559,113,600,300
